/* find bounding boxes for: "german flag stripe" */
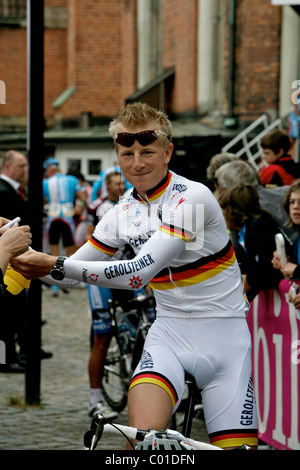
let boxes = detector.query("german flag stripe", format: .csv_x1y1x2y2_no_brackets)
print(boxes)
149,241,236,290
132,171,172,203
209,429,258,449
147,171,172,201
87,236,118,256
159,223,193,242
129,372,178,409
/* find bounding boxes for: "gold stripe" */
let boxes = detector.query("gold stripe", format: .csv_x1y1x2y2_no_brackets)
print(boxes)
87,239,114,256
149,280,175,290
212,437,258,448
129,377,176,408
150,253,236,291
159,226,191,242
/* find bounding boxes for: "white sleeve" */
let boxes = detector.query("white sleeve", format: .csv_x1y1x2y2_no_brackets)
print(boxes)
40,237,112,288
63,233,185,290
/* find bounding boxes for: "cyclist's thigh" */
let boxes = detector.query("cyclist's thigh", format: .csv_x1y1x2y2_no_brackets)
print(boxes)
88,285,112,310
60,218,76,246
199,318,258,448
48,219,60,245
129,321,186,413
127,381,173,431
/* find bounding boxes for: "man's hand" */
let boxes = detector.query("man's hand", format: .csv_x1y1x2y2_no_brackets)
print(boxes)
0,224,32,260
10,251,57,280
0,217,11,228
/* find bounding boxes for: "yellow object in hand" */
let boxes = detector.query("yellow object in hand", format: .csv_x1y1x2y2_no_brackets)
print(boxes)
4,264,31,295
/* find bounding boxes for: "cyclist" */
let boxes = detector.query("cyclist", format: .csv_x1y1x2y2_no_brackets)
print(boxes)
86,171,127,420
12,102,258,450
90,164,132,202
43,158,86,296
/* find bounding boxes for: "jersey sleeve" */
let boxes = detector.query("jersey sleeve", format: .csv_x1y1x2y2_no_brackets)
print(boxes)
63,233,185,290
156,183,217,252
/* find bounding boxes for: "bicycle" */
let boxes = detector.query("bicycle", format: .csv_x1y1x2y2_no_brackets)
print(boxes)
87,335,252,451
84,412,223,451
101,294,155,412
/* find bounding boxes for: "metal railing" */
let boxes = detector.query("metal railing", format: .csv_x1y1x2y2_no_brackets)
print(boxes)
222,114,283,169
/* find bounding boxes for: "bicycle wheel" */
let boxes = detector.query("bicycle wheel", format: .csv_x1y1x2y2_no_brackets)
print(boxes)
102,334,130,412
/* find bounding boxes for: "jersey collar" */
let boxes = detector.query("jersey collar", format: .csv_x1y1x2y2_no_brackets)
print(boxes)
132,170,172,203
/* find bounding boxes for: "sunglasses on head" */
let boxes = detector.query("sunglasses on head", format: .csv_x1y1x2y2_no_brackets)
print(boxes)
114,130,169,147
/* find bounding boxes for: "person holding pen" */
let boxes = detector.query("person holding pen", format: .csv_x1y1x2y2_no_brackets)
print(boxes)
0,217,32,295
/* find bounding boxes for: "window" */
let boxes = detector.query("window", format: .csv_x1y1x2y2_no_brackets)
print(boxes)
0,0,26,19
88,159,101,176
67,159,81,174
137,0,162,88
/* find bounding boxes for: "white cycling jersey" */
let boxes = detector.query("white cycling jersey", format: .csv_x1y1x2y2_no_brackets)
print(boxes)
56,170,248,319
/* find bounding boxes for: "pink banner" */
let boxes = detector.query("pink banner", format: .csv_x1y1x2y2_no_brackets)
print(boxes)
247,279,300,450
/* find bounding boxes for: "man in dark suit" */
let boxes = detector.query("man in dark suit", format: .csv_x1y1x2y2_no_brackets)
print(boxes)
0,150,28,221
0,150,29,372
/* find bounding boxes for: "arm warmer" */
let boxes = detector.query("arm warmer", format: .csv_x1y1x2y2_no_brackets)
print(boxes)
64,233,185,290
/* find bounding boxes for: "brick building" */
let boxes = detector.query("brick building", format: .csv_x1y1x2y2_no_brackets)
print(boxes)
0,0,299,181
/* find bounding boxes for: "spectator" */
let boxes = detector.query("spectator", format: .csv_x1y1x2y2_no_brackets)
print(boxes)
205,152,239,194
215,159,296,243
259,129,300,186
287,88,300,160
0,217,32,295
0,150,30,373
67,171,92,248
43,157,86,296
272,180,300,280
218,184,283,302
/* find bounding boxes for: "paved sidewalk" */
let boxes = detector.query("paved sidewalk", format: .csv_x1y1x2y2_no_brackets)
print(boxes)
0,286,209,451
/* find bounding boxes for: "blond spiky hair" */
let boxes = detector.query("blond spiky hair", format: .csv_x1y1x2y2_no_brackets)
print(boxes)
109,102,173,146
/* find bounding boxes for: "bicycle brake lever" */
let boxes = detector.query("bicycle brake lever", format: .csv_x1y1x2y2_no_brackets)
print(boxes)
85,413,105,450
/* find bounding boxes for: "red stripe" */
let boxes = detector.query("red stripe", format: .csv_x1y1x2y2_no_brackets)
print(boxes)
149,172,172,200
210,432,257,443
130,373,178,404
89,237,117,254
161,224,192,241
151,244,235,284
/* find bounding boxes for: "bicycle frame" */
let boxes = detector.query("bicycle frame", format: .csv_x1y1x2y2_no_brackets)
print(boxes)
107,295,153,375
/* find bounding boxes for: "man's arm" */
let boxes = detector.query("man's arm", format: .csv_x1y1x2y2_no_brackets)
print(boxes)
11,250,57,279
63,234,185,289
11,232,185,290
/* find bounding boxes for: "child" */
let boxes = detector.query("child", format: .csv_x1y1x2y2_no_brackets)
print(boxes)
272,180,300,279
259,129,300,186
218,183,283,302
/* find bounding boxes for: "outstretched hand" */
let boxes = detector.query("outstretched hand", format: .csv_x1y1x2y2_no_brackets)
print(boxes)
11,251,57,280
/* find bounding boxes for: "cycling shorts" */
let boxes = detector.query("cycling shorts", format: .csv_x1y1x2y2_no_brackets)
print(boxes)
88,285,113,335
47,218,76,246
130,316,258,449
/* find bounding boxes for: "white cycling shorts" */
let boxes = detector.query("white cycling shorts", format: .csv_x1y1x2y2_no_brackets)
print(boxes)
130,316,258,448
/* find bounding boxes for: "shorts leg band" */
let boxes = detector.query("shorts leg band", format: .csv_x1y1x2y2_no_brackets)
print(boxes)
209,429,258,449
129,371,178,410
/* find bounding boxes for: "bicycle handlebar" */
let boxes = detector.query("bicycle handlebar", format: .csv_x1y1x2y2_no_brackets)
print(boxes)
84,413,222,451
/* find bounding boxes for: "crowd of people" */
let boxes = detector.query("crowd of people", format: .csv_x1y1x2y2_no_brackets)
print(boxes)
1,101,300,450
